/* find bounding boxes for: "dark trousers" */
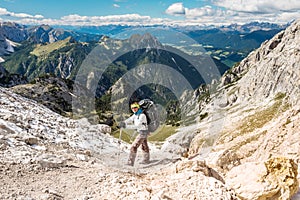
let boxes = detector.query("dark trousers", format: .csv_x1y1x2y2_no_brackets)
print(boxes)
130,134,149,153
128,133,150,165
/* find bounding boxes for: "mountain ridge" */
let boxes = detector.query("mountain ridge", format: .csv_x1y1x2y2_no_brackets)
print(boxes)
57,21,288,36
181,19,300,199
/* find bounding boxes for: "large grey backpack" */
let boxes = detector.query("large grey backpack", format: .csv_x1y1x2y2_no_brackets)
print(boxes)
138,99,159,132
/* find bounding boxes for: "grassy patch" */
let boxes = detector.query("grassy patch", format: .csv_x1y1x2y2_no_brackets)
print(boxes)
218,93,290,144
31,37,72,57
148,125,177,142
112,129,136,143
111,125,177,144
231,130,267,152
181,113,198,126
195,135,218,148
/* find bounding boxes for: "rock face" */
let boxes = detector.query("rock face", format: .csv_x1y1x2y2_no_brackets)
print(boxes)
0,64,27,87
0,22,28,43
161,19,300,199
0,86,113,165
10,75,95,118
226,157,298,200
218,19,300,106
188,19,300,157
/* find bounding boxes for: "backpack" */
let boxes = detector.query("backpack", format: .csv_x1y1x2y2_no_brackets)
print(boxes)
138,99,159,132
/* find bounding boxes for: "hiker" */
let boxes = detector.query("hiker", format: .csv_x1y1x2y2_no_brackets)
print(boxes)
118,102,150,166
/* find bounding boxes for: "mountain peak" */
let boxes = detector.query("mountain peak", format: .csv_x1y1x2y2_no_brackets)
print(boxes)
128,33,162,49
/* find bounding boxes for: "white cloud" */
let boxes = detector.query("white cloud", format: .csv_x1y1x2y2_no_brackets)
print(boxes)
185,6,221,19
34,15,44,19
1,1,300,27
61,14,89,22
165,2,186,16
59,13,160,26
214,0,300,14
165,3,225,19
210,0,300,24
0,7,44,19
0,9,171,26
11,12,36,18
0,8,9,15
113,4,120,8
164,1,300,25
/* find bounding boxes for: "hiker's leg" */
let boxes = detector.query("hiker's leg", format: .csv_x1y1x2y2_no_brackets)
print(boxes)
127,135,142,166
141,137,149,153
140,137,150,164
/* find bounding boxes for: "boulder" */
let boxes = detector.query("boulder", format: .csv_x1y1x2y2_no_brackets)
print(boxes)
23,136,39,145
175,159,225,184
37,154,66,169
225,157,298,200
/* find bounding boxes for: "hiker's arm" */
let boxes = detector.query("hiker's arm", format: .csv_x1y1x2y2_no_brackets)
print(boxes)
126,114,148,131
124,115,134,125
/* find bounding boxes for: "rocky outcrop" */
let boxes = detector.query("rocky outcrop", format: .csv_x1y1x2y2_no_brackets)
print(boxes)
188,19,300,155
0,86,112,165
175,159,225,183
226,157,298,200
167,19,300,200
10,75,94,118
0,64,27,87
218,19,300,107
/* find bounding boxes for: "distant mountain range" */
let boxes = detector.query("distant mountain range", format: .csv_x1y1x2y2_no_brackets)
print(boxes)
0,21,289,123
42,22,290,66
0,22,102,58
55,21,288,37
2,36,97,80
1,22,103,44
0,21,287,66
2,29,229,91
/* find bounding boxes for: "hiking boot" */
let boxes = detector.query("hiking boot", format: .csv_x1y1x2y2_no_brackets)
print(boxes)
139,160,150,165
139,152,150,164
126,152,136,166
126,161,134,166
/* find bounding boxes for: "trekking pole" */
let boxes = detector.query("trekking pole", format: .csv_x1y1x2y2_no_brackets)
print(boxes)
117,127,122,167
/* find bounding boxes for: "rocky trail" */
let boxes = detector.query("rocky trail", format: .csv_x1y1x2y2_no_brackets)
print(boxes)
0,86,238,199
1,83,298,200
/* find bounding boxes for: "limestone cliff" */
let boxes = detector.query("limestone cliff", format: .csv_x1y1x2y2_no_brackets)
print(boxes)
183,19,300,200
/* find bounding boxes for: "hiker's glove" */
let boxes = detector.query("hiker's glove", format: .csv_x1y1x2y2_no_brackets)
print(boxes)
118,121,126,128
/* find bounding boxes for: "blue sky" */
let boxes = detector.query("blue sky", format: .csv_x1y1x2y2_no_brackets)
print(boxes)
0,0,300,26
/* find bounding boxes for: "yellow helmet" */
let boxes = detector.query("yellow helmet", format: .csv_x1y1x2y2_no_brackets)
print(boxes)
130,102,140,109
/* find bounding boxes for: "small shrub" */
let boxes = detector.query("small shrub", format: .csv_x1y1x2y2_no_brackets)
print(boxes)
200,112,208,120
